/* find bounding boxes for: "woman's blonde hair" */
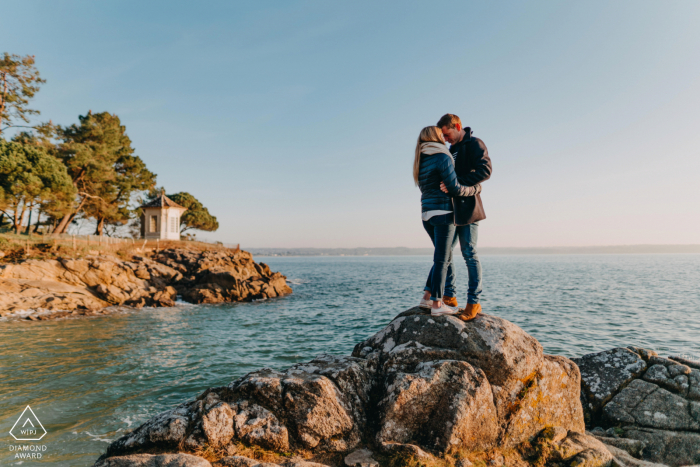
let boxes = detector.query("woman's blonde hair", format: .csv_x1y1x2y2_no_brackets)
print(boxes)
413,126,444,185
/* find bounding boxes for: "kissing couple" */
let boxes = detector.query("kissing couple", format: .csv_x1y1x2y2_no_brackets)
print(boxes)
414,113,492,321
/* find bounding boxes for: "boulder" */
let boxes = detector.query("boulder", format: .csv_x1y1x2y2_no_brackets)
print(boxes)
577,347,700,467
572,348,647,424
233,401,289,451
619,427,700,466
376,360,499,452
501,355,585,447
96,308,586,466
603,379,700,431
101,401,199,459
353,308,544,386
228,365,361,451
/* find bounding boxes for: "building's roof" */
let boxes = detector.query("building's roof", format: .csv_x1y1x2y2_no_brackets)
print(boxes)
139,192,187,210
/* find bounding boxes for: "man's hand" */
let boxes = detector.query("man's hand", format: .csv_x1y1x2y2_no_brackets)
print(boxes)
440,182,448,193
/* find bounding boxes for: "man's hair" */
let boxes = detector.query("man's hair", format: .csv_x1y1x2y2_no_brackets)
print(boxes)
437,113,461,130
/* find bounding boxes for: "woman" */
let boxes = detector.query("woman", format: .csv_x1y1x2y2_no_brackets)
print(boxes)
414,126,481,316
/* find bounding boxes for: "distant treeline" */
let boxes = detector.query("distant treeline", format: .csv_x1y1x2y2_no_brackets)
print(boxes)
0,53,217,237
249,245,700,256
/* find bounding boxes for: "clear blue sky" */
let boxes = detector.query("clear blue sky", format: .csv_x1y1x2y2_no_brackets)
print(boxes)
3,1,700,248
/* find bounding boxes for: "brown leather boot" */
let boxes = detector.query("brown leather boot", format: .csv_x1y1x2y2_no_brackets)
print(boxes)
458,303,481,321
443,296,458,308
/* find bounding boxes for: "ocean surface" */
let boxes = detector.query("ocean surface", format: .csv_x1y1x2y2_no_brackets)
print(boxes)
1,254,699,466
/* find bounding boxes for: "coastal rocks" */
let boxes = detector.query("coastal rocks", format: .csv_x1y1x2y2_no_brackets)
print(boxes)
353,308,583,447
572,348,647,425
95,308,588,467
0,247,292,319
343,448,378,467
226,363,363,451
212,458,330,467
94,453,212,467
501,355,585,448
577,348,700,466
375,360,499,452
354,308,545,386
0,277,108,315
603,379,700,431
154,249,292,304
521,427,616,467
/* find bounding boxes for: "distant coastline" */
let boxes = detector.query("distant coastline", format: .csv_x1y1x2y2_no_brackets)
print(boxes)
248,244,700,257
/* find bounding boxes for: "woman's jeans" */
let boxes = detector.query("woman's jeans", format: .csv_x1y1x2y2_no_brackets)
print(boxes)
422,214,457,301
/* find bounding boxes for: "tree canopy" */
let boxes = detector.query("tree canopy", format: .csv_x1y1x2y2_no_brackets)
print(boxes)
53,111,156,235
0,53,45,134
168,192,219,233
0,139,75,234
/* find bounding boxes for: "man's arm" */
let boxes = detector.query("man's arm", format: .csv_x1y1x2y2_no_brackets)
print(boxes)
438,154,480,197
456,138,492,186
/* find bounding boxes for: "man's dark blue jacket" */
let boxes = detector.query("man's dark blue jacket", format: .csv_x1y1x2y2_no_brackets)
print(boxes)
449,127,492,225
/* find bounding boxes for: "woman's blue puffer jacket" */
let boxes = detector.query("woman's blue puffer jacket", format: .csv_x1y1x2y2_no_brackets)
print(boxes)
418,151,475,214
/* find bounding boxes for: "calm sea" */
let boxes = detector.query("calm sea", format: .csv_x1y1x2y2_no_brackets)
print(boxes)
1,254,699,466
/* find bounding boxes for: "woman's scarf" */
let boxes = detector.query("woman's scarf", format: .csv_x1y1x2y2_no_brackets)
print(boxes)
420,141,450,155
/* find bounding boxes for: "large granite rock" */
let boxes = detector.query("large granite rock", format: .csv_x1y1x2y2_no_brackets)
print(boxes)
375,359,499,452
572,348,647,424
95,308,587,466
353,308,584,448
603,379,700,431
0,248,292,319
577,348,700,466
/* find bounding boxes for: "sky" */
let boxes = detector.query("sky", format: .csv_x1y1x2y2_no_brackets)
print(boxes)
2,1,700,248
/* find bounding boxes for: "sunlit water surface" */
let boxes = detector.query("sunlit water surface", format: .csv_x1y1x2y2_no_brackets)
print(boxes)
1,254,699,466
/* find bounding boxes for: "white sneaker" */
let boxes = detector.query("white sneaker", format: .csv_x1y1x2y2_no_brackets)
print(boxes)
431,302,459,316
419,298,433,308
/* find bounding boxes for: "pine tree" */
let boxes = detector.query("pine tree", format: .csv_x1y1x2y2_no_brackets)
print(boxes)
0,53,45,134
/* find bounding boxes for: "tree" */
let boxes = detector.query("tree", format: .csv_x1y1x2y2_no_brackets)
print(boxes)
0,53,45,134
53,111,156,235
11,123,66,232
83,151,156,235
0,139,75,234
168,192,219,233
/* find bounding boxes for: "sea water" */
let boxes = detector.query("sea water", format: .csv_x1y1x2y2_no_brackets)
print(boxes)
1,254,698,466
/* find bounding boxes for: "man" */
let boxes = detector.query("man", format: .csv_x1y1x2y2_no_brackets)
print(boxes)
437,113,492,321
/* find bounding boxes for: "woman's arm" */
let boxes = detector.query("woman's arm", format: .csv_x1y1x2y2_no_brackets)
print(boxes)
438,154,481,197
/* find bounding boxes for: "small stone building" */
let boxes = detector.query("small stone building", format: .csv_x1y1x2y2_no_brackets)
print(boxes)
139,192,187,240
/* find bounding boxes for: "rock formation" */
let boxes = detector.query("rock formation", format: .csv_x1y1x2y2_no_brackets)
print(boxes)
0,248,292,319
574,347,700,466
94,308,619,467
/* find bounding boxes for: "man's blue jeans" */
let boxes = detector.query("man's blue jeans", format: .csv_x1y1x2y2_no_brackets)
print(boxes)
455,222,482,304
422,215,457,301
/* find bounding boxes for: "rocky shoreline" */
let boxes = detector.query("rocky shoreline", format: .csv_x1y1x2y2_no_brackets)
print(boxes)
575,347,700,466
90,308,700,467
0,248,292,320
